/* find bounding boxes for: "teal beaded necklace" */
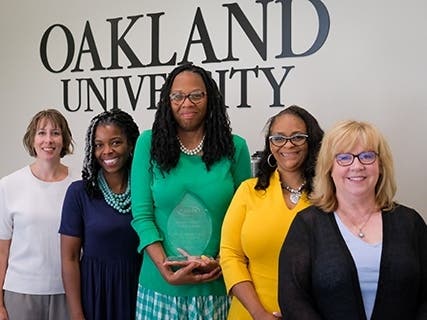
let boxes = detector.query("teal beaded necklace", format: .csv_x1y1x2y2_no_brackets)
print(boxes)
97,171,131,214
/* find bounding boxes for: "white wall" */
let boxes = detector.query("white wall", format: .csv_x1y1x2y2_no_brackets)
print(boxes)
1,0,426,218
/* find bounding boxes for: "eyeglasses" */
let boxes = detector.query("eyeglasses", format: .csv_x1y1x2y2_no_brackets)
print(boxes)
268,133,308,147
335,151,378,166
169,90,206,105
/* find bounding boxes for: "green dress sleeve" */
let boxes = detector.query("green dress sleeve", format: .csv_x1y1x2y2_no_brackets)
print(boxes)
130,130,162,253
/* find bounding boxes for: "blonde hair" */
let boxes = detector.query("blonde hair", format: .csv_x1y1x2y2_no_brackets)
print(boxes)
311,120,396,212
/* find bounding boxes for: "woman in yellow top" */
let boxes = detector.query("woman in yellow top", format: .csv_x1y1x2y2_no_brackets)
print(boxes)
220,105,324,319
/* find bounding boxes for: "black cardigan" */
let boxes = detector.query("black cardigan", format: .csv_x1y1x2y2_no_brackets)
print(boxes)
278,204,427,320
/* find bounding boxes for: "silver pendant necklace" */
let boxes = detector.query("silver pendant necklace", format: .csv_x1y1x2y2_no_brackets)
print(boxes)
281,181,306,204
177,135,205,155
340,210,376,238
356,212,374,238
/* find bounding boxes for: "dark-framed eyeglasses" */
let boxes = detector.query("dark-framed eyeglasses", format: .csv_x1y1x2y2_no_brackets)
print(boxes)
335,151,378,166
169,90,206,105
268,133,308,147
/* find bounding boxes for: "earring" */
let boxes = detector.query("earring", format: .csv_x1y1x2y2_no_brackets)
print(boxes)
267,154,277,168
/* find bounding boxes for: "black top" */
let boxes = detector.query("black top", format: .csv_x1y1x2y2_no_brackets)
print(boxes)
278,204,427,320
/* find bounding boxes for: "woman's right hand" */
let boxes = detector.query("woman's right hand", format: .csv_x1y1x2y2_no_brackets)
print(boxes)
146,243,222,285
162,259,222,285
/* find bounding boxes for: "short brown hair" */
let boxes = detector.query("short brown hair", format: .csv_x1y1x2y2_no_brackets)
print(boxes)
311,120,396,212
23,108,74,158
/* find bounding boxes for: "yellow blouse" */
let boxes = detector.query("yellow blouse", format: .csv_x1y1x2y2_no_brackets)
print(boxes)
220,170,310,319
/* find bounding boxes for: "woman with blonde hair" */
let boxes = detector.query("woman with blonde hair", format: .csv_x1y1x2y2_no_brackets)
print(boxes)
278,120,427,320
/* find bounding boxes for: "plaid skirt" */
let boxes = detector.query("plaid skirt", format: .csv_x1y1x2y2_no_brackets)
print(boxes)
135,284,230,320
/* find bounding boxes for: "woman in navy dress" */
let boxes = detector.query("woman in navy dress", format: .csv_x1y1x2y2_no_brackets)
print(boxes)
59,109,142,320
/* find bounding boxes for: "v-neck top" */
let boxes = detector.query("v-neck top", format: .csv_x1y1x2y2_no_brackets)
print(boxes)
335,212,382,319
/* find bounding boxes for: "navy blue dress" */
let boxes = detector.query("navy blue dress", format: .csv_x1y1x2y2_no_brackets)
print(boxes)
60,180,142,320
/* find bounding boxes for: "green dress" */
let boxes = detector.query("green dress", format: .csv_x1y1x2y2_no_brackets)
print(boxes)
131,130,251,297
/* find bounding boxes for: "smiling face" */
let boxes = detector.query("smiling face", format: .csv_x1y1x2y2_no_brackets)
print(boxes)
170,71,208,133
94,124,130,176
269,113,308,175
331,142,380,201
33,118,64,161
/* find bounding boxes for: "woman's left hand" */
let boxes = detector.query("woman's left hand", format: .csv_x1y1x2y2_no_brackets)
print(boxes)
162,248,222,284
163,257,219,274
164,248,220,274
162,259,222,285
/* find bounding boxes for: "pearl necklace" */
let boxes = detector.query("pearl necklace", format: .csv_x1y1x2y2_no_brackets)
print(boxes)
177,135,205,156
97,171,131,214
281,181,306,204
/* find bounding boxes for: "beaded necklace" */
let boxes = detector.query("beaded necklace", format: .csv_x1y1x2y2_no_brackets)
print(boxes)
177,135,205,156
97,171,131,214
281,181,306,204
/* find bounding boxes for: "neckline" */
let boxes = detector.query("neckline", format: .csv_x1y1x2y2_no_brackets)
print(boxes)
334,212,382,246
28,165,69,183
280,178,306,205
274,171,307,210
177,135,205,156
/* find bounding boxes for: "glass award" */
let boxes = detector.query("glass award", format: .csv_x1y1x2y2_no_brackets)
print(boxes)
166,192,212,257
